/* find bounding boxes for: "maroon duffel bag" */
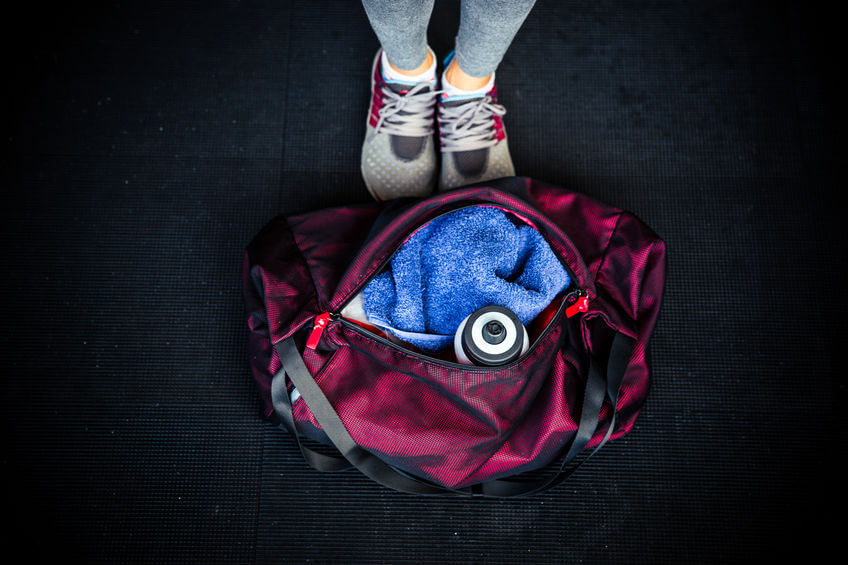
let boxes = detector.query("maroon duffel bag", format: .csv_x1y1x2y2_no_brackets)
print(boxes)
242,177,666,497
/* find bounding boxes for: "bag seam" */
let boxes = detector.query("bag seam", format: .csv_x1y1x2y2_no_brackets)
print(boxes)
594,210,625,284
286,217,323,321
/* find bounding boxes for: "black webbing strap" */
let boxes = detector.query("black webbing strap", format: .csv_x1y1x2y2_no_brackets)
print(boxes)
275,338,460,495
272,331,635,497
271,362,352,472
478,331,635,497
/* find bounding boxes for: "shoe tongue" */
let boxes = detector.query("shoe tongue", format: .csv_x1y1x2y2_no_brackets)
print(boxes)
387,81,429,95
441,93,486,108
383,81,435,126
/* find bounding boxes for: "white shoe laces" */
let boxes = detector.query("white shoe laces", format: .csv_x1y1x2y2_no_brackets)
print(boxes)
374,82,439,137
438,95,506,152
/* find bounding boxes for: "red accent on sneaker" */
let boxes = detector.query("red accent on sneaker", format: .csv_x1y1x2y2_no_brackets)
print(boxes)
373,58,383,86
493,115,506,142
370,91,383,128
369,71,385,128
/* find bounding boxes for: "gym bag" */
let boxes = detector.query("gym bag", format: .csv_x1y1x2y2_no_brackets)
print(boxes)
242,176,666,497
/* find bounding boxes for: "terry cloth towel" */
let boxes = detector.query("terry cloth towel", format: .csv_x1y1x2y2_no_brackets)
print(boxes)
361,206,571,352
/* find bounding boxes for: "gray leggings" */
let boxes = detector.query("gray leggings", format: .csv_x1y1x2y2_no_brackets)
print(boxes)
361,0,537,78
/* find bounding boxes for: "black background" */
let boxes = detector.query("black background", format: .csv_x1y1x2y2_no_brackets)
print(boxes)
3,1,842,562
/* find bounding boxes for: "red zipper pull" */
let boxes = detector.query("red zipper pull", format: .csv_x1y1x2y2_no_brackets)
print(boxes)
306,312,332,350
565,292,589,318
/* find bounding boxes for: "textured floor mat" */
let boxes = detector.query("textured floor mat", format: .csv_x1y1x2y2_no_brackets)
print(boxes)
3,1,840,562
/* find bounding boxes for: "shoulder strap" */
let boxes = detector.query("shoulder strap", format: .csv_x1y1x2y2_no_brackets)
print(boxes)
272,332,634,497
275,338,460,495
270,362,352,472
478,331,635,497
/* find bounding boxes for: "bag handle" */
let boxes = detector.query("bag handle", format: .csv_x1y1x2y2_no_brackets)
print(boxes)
274,338,457,495
478,331,635,497
272,331,635,497
271,363,352,472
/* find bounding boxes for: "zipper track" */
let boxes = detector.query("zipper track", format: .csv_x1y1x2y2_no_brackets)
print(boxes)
320,201,591,369
333,202,587,314
334,294,571,371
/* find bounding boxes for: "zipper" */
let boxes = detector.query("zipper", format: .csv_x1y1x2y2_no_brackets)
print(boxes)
332,203,591,315
305,202,594,355
564,289,590,318
305,311,338,350
331,204,486,315
305,287,590,367
335,300,565,370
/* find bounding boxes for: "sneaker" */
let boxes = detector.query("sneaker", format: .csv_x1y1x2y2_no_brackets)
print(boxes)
437,74,516,191
361,50,439,201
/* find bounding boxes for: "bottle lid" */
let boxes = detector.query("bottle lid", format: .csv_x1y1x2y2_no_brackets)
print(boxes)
455,306,528,366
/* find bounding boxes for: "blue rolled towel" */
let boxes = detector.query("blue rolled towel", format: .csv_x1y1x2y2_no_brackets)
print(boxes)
362,206,571,352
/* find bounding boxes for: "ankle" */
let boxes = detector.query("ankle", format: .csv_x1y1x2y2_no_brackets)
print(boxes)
443,58,492,92
385,49,435,79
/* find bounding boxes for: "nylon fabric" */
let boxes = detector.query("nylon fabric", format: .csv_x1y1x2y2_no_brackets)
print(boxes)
242,177,666,491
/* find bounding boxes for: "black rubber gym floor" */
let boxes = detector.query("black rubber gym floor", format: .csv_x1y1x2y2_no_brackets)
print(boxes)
3,1,841,562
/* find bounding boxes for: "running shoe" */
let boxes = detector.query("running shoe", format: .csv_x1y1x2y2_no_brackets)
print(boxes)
361,50,439,200
437,60,515,190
